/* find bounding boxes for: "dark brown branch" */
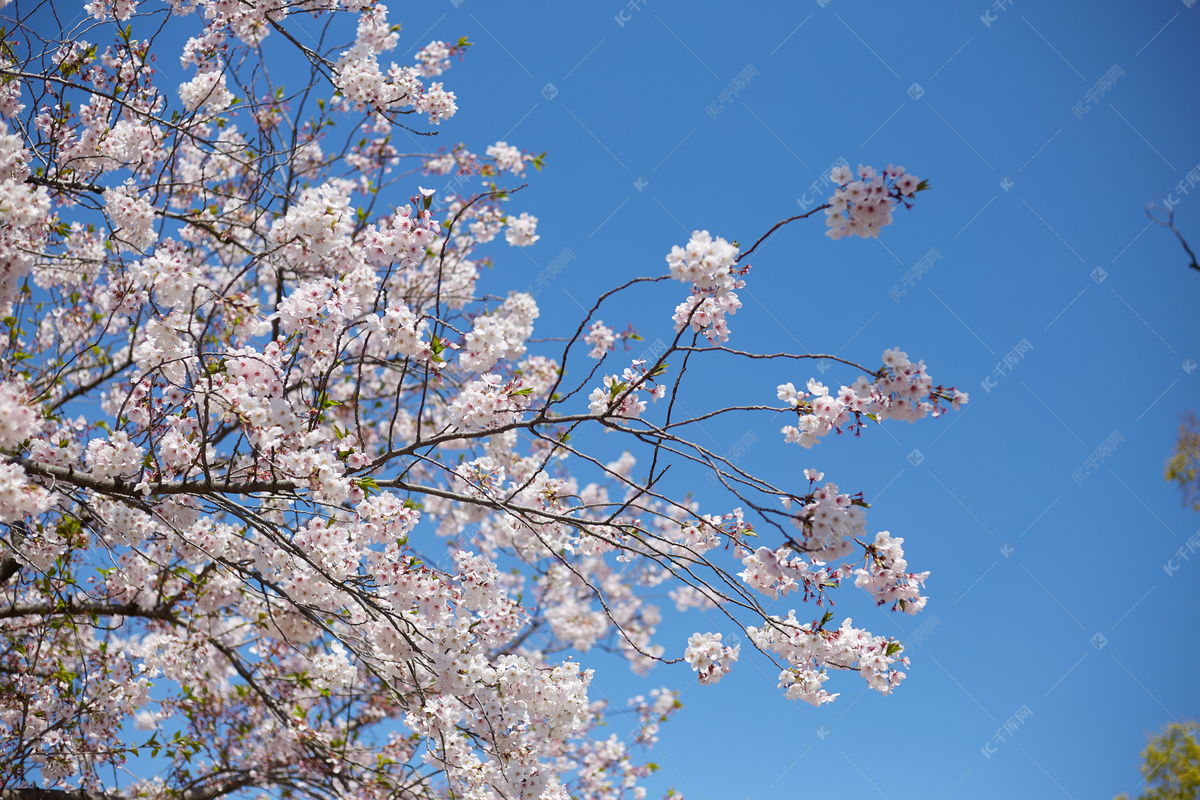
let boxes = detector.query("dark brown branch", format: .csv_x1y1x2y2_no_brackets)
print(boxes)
1146,202,1200,273
25,175,106,194
0,598,180,622
736,204,830,263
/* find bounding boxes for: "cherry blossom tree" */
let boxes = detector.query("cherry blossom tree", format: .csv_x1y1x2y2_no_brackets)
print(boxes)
0,2,966,799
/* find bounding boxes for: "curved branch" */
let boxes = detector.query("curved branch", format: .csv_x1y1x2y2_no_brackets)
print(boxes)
736,204,831,263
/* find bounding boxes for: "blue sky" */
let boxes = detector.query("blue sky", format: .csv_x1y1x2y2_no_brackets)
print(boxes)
374,1,1200,798
20,0,1195,796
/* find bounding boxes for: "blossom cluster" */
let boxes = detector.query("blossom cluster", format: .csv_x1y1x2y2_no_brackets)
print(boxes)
777,348,968,449
666,230,739,295
178,68,234,114
450,374,532,431
682,632,739,685
854,531,930,614
584,320,616,359
460,292,539,373
666,230,745,343
737,544,839,601
587,360,668,420
0,380,41,449
783,472,868,561
362,201,441,269
672,291,742,343
505,212,540,247
824,163,924,240
747,615,907,706
486,140,530,175
103,185,158,250
331,8,458,122
0,124,52,307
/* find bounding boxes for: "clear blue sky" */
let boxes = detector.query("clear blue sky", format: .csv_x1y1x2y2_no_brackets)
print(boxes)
371,0,1200,797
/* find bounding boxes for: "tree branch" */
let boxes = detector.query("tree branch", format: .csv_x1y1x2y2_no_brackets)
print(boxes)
1,780,251,800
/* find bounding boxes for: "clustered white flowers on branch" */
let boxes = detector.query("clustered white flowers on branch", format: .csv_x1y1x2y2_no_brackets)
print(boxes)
0,2,966,800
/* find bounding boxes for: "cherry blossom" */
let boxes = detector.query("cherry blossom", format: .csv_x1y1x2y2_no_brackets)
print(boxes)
0,3,967,798
825,163,927,240
683,632,739,685
584,320,616,359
